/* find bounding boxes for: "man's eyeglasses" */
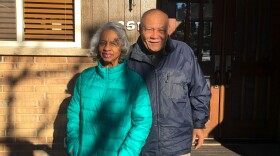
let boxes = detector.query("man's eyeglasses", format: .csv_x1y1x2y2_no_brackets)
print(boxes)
142,26,167,34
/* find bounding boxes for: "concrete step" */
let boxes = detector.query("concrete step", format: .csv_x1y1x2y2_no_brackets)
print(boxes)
191,142,280,156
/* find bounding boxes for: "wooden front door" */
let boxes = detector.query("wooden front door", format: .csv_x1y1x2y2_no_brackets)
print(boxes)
218,0,278,140
158,0,279,140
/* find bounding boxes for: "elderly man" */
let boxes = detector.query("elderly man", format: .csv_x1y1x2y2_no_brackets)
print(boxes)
127,9,211,156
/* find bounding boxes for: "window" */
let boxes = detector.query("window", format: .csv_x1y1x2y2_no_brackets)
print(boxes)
170,0,213,62
0,0,81,47
0,0,16,41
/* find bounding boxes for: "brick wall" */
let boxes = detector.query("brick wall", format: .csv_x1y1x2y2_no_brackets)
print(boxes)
0,56,96,156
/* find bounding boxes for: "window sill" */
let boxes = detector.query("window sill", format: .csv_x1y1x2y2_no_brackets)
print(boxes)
0,47,90,56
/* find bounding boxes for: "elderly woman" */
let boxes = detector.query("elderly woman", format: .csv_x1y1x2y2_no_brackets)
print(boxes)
66,22,152,156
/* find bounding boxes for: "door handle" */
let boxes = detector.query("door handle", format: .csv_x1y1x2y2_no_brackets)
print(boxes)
225,69,231,86
214,69,221,85
214,55,221,87
225,55,232,87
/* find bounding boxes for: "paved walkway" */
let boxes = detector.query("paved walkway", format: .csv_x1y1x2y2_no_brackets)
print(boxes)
191,142,280,156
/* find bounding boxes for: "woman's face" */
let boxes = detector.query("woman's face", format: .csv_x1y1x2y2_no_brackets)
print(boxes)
98,29,122,67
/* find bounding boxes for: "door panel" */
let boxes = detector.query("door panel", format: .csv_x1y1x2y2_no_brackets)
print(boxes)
221,0,277,139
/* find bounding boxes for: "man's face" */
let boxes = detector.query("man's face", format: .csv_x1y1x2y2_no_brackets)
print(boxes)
140,12,169,53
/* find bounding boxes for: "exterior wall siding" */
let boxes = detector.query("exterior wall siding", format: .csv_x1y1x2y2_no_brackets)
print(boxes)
81,0,156,49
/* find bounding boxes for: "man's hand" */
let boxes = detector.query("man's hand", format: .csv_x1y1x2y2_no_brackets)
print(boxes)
192,129,204,150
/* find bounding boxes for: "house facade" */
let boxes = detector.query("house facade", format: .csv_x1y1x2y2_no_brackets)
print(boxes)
0,0,156,155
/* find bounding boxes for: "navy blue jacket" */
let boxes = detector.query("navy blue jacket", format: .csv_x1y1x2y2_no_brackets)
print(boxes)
127,38,211,156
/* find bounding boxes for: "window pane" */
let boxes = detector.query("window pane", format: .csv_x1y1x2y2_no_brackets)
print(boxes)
0,0,16,41
23,0,74,42
174,3,186,41
202,1,213,62
174,2,199,53
174,1,213,62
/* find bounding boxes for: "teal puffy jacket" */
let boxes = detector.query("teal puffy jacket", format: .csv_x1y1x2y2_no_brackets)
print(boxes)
67,61,152,156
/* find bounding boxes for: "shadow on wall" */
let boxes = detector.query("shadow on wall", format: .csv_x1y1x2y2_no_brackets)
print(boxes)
0,55,93,155
52,73,80,155
0,50,54,155
0,66,52,155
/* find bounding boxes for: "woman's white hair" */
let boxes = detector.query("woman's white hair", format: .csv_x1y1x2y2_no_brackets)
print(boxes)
89,22,130,63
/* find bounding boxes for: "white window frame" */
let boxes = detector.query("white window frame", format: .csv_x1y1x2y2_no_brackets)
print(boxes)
0,0,81,48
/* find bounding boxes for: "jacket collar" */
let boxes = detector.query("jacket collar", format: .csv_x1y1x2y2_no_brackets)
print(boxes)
96,60,126,80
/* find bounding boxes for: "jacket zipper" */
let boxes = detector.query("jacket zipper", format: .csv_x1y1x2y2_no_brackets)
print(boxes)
101,68,109,106
99,68,109,152
155,69,161,155
104,68,109,102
